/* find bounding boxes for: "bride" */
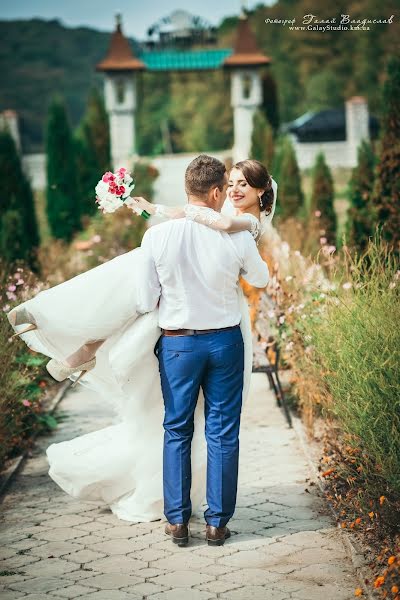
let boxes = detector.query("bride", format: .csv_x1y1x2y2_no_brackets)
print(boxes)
7,158,277,523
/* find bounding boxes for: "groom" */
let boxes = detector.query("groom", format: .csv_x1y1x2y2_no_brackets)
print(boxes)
138,154,269,546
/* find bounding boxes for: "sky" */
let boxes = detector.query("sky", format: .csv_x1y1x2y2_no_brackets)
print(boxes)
0,0,276,40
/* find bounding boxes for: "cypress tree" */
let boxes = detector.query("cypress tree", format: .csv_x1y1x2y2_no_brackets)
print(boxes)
45,96,81,241
75,87,111,217
0,209,27,264
346,140,376,253
371,56,400,251
251,109,274,169
310,152,336,244
261,72,280,132
278,136,304,218
0,130,40,267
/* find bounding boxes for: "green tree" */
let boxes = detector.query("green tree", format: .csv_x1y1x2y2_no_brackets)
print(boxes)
346,140,376,253
45,96,81,241
0,130,40,268
261,72,280,132
371,55,400,252
277,136,304,218
250,109,274,168
310,152,336,244
74,87,110,217
0,208,26,263
304,69,343,112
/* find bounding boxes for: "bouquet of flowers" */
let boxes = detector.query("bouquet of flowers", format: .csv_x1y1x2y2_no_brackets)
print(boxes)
95,167,151,219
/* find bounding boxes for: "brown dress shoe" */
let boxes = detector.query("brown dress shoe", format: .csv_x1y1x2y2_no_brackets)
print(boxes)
205,525,231,546
165,522,189,547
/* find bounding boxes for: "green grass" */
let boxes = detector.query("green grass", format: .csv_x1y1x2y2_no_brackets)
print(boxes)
301,239,400,497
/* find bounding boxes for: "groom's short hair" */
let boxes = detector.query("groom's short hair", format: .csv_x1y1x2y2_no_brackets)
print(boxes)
185,154,226,197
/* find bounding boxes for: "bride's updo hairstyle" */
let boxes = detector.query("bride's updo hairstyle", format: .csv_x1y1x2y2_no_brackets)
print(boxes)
232,160,274,215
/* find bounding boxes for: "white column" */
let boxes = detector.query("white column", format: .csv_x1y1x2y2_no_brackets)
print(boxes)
231,69,262,162
104,73,137,169
345,96,370,168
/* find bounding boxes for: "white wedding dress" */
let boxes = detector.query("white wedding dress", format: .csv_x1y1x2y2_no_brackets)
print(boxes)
10,189,276,523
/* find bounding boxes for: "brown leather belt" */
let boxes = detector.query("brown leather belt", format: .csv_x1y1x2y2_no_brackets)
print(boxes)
162,325,240,337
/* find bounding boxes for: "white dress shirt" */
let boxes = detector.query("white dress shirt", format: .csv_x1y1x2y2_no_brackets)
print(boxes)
138,209,269,330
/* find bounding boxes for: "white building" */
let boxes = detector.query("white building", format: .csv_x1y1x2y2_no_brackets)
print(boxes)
284,96,379,170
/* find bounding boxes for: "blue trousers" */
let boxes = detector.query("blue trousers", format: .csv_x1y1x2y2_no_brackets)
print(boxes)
156,326,244,527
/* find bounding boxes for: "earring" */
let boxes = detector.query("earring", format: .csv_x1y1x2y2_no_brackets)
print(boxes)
259,194,263,208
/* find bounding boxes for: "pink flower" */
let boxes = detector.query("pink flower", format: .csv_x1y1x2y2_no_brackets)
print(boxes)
118,185,125,195
7,285,16,292
102,171,114,183
118,167,127,176
6,291,16,300
16,279,24,285
319,237,327,245
314,210,321,217
92,234,101,243
2,304,10,312
22,399,31,407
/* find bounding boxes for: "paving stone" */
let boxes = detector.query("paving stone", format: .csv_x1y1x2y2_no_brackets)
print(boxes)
0,374,363,600
101,525,152,539
52,583,93,598
14,558,78,578
0,590,23,600
42,515,93,528
64,548,107,564
34,527,88,542
218,568,282,586
120,581,169,596
151,589,215,600
219,585,288,600
9,577,65,593
29,540,83,558
150,553,214,572
195,580,243,594
148,570,214,588
79,573,145,589
88,555,147,574
88,538,150,555
82,592,141,600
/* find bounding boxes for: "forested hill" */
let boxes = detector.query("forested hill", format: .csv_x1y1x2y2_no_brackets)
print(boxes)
0,18,120,152
1,0,398,154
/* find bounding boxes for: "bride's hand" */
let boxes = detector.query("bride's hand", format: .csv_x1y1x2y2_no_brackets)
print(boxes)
126,196,156,216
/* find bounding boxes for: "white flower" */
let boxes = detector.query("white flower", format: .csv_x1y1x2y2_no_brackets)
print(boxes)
285,341,294,351
342,282,352,289
95,180,109,197
285,275,293,281
279,315,285,324
267,310,275,319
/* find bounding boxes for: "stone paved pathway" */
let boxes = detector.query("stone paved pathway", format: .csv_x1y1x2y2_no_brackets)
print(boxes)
0,374,361,599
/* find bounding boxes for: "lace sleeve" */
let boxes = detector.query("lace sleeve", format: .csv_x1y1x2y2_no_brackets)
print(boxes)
183,204,224,225
242,214,261,241
184,205,261,241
